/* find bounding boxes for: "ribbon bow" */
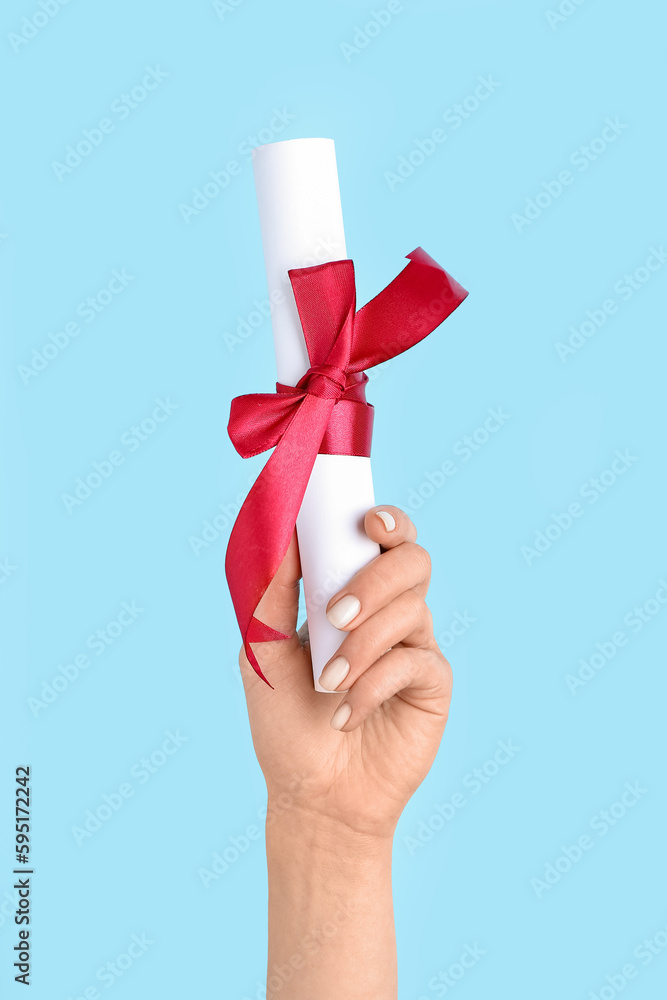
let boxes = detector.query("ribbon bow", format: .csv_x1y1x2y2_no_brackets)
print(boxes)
225,247,468,684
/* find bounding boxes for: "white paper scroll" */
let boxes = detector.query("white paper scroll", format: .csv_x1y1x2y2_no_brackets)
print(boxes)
252,138,380,691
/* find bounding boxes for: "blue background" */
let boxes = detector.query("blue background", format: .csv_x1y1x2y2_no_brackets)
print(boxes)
1,0,666,996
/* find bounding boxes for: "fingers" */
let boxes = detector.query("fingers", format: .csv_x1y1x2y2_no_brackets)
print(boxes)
325,534,431,632
318,591,433,692
363,505,418,549
329,646,452,732
321,504,444,731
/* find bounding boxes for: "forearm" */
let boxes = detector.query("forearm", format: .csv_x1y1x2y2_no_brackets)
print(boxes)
265,803,397,999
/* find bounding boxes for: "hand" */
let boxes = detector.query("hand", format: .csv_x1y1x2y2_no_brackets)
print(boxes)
239,505,452,840
238,505,452,999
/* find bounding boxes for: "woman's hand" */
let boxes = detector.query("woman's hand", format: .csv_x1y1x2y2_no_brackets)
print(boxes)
240,504,452,840
239,505,452,999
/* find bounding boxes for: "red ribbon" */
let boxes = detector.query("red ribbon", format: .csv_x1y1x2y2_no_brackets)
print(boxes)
225,248,468,685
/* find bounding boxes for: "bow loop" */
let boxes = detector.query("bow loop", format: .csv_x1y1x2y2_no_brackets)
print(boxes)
227,391,302,459
289,259,357,373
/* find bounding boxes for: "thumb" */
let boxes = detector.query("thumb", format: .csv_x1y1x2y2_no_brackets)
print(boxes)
253,529,301,638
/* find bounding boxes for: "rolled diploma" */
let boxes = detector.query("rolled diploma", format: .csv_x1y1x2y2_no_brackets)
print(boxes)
252,138,380,691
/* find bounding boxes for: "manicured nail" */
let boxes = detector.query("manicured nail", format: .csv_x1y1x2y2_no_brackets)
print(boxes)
376,510,396,532
330,702,352,731
319,656,350,691
326,595,361,630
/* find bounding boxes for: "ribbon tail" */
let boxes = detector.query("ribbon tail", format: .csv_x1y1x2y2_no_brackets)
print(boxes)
349,247,468,372
244,616,290,686
225,393,336,685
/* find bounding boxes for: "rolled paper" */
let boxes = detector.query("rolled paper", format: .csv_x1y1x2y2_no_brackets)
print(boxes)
252,138,378,691
225,137,468,689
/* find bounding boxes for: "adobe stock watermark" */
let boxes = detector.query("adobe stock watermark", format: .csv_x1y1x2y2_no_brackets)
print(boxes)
339,2,403,63
189,498,245,555
0,885,21,929
436,610,477,652
403,739,521,855
61,396,179,514
178,108,296,224
405,406,511,512
8,0,72,54
51,66,169,181
545,0,589,31
511,117,628,234
565,579,667,694
520,449,638,567
585,918,667,1000
64,932,154,998
555,245,666,361
198,774,316,888
418,943,486,999
191,455,299,556
188,461,276,557
213,0,246,20
305,565,353,615
70,730,188,846
27,601,145,717
240,904,350,1000
223,289,284,354
17,268,134,385
0,557,18,585
222,234,342,353
384,75,501,191
530,781,648,898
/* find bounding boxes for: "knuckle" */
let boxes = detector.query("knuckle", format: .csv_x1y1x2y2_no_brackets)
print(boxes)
366,559,395,599
357,668,387,706
439,653,453,695
363,619,393,659
403,589,425,626
339,622,379,669
420,603,434,638
411,543,432,579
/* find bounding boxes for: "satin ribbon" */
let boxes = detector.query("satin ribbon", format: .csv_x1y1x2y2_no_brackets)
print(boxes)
225,248,468,685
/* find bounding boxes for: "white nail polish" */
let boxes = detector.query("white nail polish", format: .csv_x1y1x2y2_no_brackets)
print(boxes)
376,510,396,532
318,656,350,691
330,703,352,731
326,595,361,630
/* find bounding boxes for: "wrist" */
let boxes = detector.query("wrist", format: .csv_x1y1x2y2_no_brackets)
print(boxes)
265,771,402,842
265,801,397,999
266,799,394,874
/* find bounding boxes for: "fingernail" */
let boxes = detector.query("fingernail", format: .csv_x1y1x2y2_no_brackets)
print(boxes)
319,656,350,691
326,595,361,630
376,510,396,532
330,702,352,731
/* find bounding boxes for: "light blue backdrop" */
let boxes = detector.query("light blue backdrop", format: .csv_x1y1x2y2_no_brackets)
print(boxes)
1,0,666,997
